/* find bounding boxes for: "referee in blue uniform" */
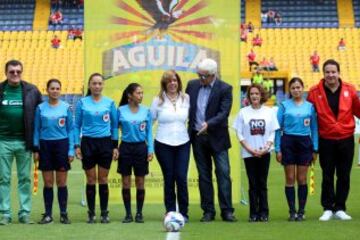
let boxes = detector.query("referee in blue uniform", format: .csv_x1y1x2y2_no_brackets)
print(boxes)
117,83,153,223
33,79,74,224
74,73,119,224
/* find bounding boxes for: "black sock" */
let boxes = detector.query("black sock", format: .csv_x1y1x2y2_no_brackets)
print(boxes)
136,189,145,214
86,184,96,213
122,188,131,215
43,187,53,216
57,186,68,214
99,184,109,213
285,186,296,214
298,184,308,214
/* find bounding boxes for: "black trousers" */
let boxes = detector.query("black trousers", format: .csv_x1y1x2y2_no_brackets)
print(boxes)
319,136,354,211
244,153,270,217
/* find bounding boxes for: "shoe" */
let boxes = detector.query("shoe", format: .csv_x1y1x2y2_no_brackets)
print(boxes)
19,215,34,224
100,211,110,224
200,212,215,222
87,211,96,224
288,213,297,222
182,214,189,223
248,215,258,222
296,213,305,222
319,210,333,221
0,216,11,225
122,214,133,223
135,213,144,223
221,212,237,222
259,215,269,222
60,213,71,224
38,214,53,224
334,210,352,220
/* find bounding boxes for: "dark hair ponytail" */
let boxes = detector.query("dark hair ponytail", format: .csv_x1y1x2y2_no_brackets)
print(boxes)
86,73,103,96
119,83,141,107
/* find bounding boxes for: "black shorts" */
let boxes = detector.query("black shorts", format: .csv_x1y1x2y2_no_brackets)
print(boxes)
81,136,113,170
281,134,313,166
39,138,70,171
118,141,148,176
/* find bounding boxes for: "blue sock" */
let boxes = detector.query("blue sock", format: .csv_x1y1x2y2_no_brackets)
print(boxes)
285,186,296,214
58,186,68,214
298,184,308,214
43,187,53,216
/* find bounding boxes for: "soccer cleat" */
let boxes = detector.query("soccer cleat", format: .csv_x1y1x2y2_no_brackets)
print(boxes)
248,215,258,222
319,210,333,221
87,211,96,224
288,213,297,222
122,214,133,223
259,215,269,222
334,210,352,220
38,214,53,224
60,213,71,224
100,211,110,224
296,213,305,222
135,213,144,223
0,216,11,225
19,215,34,224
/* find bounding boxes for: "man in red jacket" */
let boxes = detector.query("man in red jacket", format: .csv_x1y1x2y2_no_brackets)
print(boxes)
307,59,360,221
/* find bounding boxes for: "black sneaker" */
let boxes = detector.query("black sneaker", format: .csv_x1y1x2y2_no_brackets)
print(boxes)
38,214,53,224
100,211,110,224
122,214,133,223
87,211,96,224
135,213,144,223
259,215,269,222
60,213,71,224
296,213,305,222
248,215,258,222
288,213,297,222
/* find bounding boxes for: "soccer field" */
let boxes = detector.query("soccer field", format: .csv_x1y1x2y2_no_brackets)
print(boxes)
1,141,359,240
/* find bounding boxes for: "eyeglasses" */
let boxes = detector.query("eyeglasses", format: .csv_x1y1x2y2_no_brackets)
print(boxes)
8,70,22,75
198,73,212,80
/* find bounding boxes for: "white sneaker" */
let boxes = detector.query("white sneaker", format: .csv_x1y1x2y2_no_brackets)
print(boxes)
334,210,352,220
319,210,333,221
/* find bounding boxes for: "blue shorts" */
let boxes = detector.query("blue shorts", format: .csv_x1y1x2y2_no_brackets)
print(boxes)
81,136,113,170
118,141,148,176
280,134,313,166
39,138,70,171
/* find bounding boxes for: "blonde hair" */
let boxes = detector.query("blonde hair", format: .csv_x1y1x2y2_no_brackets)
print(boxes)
157,70,185,105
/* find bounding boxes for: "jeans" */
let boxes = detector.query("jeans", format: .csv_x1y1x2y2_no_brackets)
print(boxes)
191,133,234,216
155,140,190,217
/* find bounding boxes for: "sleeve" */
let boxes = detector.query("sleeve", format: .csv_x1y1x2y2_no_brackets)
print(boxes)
232,111,245,141
33,106,41,152
351,89,360,119
310,104,319,152
74,99,83,146
150,97,158,121
267,108,280,143
110,101,119,147
66,106,75,157
207,85,233,128
274,104,285,152
146,109,154,154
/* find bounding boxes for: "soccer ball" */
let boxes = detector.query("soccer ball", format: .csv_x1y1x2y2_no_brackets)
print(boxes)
163,211,185,232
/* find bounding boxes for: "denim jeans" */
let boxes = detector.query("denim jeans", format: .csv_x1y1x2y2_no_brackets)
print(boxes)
155,140,190,217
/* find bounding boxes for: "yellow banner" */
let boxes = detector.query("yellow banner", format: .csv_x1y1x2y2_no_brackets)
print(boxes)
85,0,241,203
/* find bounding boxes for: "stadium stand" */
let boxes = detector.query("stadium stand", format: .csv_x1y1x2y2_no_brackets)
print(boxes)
48,1,83,30
0,0,35,31
354,0,360,27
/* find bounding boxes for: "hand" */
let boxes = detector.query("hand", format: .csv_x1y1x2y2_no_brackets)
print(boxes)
147,153,153,162
68,156,74,163
197,122,208,136
276,152,282,163
75,147,82,160
311,153,318,164
250,149,262,158
33,152,39,164
113,148,119,160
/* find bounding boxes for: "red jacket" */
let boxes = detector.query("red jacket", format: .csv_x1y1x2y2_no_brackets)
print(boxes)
307,79,360,140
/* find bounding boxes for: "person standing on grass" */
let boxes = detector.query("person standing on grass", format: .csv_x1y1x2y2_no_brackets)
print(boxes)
275,77,318,222
33,79,74,224
233,83,279,222
307,59,360,221
0,60,42,225
74,73,119,224
117,83,153,223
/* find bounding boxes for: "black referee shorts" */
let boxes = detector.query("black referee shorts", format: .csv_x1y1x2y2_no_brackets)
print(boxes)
118,141,148,176
81,136,113,170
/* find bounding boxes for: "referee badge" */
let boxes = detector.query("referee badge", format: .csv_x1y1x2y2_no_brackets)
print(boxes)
140,122,146,131
58,117,66,127
304,118,310,126
103,113,110,122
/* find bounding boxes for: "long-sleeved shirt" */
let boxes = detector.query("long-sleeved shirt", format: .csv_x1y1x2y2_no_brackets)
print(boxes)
118,104,153,153
275,99,318,153
74,96,118,145
33,100,74,156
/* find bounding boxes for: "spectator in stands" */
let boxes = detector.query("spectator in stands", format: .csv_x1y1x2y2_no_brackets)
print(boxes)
51,35,61,49
268,57,278,71
252,68,264,85
241,28,249,43
310,51,320,72
260,57,270,71
308,59,360,221
247,22,254,33
263,79,274,95
274,12,282,25
261,11,268,23
267,9,276,23
247,49,257,71
338,38,346,51
68,29,75,40
73,29,83,41
0,60,42,225
252,34,263,47
50,10,63,25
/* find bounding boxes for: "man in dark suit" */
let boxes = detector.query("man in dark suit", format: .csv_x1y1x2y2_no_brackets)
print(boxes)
185,58,236,222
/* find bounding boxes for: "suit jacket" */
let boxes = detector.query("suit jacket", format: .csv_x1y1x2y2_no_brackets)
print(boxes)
185,78,232,152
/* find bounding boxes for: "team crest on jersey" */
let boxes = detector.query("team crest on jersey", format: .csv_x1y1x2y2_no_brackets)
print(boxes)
304,118,310,126
140,122,146,131
58,117,66,127
249,119,266,136
103,113,110,122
